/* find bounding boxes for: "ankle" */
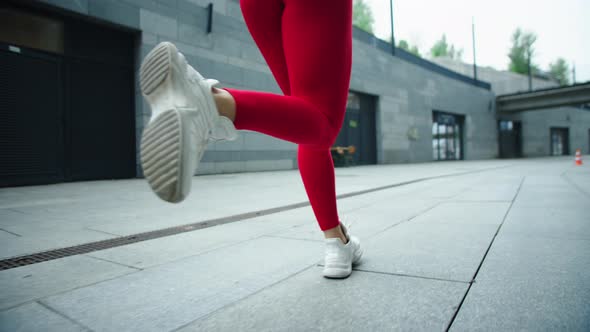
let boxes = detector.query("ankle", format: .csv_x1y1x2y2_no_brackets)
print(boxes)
212,87,236,122
323,224,348,244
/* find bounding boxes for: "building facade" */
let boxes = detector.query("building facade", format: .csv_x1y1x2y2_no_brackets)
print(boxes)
2,0,504,187
432,57,590,158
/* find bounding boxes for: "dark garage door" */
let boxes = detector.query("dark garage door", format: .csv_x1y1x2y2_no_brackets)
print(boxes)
0,48,63,186
334,92,377,166
0,5,136,187
69,60,135,181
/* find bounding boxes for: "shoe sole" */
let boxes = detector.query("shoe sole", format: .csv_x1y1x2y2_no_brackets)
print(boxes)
140,43,186,203
140,109,184,202
140,42,171,96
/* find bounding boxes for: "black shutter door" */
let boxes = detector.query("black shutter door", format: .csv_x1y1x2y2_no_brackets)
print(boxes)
68,59,135,181
0,49,63,187
359,96,377,165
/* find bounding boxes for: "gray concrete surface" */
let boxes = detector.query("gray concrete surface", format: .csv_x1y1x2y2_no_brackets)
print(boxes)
1,157,589,331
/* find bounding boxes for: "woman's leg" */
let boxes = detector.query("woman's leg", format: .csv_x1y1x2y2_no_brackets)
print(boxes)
233,0,352,232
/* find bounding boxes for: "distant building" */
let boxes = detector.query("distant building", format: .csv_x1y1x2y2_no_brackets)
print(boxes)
432,57,590,158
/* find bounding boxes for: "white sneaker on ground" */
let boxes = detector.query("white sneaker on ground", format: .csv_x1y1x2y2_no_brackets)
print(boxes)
139,42,237,203
323,224,363,279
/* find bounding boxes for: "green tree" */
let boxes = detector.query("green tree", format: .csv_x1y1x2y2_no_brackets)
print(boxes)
430,34,463,60
508,28,539,74
353,0,374,34
549,58,570,86
398,39,421,57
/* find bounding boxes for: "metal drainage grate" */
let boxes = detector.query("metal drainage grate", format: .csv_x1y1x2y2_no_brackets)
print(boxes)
0,201,309,271
0,165,509,271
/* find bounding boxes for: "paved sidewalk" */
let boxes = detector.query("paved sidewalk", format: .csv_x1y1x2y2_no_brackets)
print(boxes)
0,157,589,331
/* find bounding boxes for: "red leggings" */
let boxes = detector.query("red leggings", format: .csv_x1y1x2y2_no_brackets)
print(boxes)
226,0,352,231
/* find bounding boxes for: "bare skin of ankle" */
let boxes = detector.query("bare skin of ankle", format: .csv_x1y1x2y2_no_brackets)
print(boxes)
212,87,236,122
212,87,346,244
324,224,348,244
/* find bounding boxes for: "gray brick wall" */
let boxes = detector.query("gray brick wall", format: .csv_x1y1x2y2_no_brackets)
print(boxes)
350,41,497,162
503,107,590,157
39,0,503,176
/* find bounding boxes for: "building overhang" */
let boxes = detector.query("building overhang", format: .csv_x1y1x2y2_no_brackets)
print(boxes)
497,82,590,113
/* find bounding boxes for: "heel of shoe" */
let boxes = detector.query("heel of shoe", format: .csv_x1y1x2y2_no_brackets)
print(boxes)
140,42,174,96
140,109,184,203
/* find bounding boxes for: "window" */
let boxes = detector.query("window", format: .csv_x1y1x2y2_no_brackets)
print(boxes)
0,8,64,54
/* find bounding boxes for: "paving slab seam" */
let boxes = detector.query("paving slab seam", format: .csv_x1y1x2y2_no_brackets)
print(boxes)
450,200,513,203
0,228,22,237
84,227,123,237
335,164,513,201
169,264,318,332
0,165,512,271
84,233,288,272
36,300,95,332
561,172,590,198
263,234,323,243
6,208,27,215
2,251,214,313
351,268,470,284
444,176,526,332
0,263,139,313
83,254,144,271
363,201,445,242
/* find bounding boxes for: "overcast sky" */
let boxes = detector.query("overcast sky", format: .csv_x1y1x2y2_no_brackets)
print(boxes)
364,0,589,83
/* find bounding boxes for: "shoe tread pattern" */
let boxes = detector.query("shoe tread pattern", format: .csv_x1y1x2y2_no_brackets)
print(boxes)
140,43,171,96
140,110,182,202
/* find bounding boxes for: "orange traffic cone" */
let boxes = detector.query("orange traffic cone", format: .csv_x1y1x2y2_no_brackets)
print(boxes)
575,149,583,166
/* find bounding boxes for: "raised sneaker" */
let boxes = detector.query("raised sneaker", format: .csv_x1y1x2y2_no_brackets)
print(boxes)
139,42,237,203
323,224,363,279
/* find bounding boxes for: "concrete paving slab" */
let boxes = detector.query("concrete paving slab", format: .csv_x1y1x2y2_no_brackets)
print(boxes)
523,175,571,186
411,201,510,226
501,206,590,240
360,221,499,282
0,302,87,332
563,169,590,193
402,179,473,200
269,198,440,242
451,235,590,331
88,208,313,269
0,228,19,240
514,183,587,209
0,209,33,228
178,267,468,332
0,255,137,311
452,182,520,202
42,237,322,332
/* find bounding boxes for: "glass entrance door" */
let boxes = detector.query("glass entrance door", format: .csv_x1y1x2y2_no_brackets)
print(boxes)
550,127,570,156
432,112,463,161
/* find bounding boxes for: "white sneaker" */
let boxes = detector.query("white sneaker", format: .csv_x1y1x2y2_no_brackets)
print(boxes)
139,42,237,203
323,224,363,279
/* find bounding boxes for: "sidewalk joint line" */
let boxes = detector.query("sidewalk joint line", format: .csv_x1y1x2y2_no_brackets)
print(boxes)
444,176,526,331
84,227,123,237
263,234,323,243
36,300,95,332
0,228,22,237
353,268,470,284
170,263,317,332
84,254,143,271
561,172,590,198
